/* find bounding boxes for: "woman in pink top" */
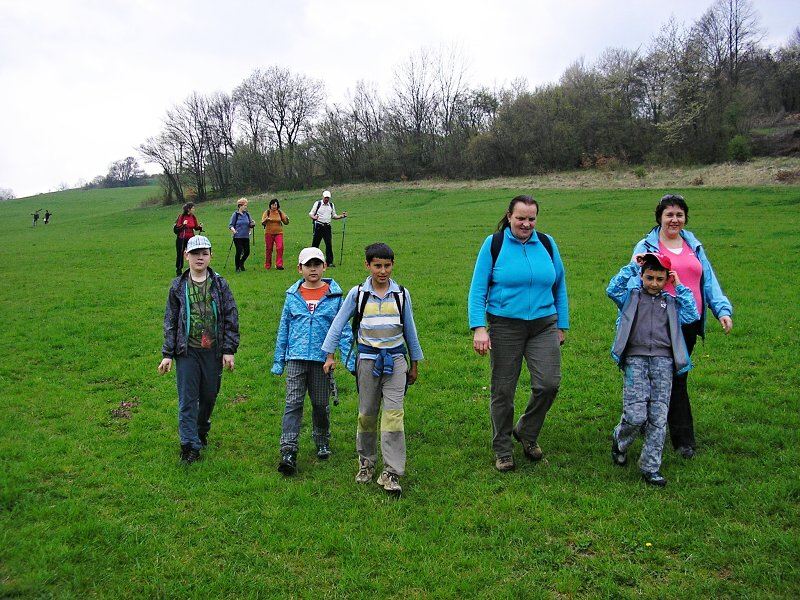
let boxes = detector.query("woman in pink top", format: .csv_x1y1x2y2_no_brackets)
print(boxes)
631,194,733,459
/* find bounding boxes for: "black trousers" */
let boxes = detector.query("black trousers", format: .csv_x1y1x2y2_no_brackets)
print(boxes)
234,238,250,270
668,321,702,449
175,237,188,274
312,223,334,265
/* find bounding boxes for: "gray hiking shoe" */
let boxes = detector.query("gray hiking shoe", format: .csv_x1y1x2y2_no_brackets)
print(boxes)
377,471,402,496
355,458,374,483
495,455,515,472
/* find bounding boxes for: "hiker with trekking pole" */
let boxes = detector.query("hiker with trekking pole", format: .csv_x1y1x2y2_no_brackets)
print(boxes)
228,198,256,273
309,190,347,267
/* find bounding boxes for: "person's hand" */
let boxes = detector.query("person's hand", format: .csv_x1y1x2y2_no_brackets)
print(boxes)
157,358,173,374
222,354,235,371
311,214,319,221
670,270,682,287
342,211,348,217
183,220,188,226
634,253,646,266
719,316,733,334
407,362,418,385
558,329,566,346
230,227,236,234
473,327,491,355
323,355,336,374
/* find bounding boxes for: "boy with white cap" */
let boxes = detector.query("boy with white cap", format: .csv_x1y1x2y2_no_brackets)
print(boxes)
272,247,355,475
158,235,239,464
309,190,347,266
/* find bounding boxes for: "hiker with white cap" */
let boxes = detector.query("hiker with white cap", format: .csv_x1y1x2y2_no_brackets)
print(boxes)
309,190,347,266
158,235,240,464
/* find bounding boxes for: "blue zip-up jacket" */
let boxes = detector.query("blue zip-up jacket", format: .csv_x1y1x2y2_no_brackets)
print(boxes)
272,278,356,375
468,227,569,330
607,263,699,375
321,277,424,362
632,227,732,337
229,210,254,239
162,270,239,359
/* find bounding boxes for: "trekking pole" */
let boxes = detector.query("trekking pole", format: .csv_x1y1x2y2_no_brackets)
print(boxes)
339,217,347,266
224,236,234,268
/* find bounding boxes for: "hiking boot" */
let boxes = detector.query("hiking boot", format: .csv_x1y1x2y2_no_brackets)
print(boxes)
495,455,515,472
276,266,284,270
199,432,208,448
611,438,627,466
377,471,402,496
316,444,331,460
642,470,667,487
355,458,374,483
677,446,695,459
278,451,297,476
512,428,543,461
180,444,200,464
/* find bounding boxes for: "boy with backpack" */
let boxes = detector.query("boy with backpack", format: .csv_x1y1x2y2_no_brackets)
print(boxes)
322,243,423,496
606,252,699,486
272,247,355,475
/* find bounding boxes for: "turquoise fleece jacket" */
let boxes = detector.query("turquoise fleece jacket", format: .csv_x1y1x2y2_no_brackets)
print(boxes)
468,227,569,330
272,278,355,375
607,263,700,375
632,227,732,336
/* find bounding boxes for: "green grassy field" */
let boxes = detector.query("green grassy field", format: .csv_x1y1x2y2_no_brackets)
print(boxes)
1,184,798,598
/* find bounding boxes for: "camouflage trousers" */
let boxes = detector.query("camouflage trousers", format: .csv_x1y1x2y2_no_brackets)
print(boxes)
613,356,673,473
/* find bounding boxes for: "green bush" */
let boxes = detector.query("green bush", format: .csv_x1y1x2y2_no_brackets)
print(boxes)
727,134,752,162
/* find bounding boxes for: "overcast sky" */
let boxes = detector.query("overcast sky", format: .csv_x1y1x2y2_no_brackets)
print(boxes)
1,0,797,198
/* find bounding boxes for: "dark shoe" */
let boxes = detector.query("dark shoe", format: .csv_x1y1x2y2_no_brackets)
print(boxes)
240,266,246,272
512,428,543,461
278,451,297,475
328,263,335,268
199,432,208,449
316,444,331,459
642,470,667,487
611,438,627,466
276,266,284,270
677,446,695,459
495,455,515,472
180,444,200,464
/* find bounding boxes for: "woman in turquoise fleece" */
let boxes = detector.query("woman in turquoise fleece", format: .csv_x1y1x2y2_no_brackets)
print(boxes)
468,195,569,472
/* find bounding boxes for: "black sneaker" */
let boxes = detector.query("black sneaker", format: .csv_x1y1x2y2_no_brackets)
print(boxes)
677,446,695,459
180,444,201,464
317,444,331,460
611,438,627,466
276,266,284,270
199,432,208,448
642,470,667,487
278,451,297,475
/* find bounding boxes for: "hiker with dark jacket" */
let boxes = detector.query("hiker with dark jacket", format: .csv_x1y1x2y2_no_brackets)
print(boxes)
158,235,239,464
468,195,569,473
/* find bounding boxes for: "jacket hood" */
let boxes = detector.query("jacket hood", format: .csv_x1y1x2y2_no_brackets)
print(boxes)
644,226,702,251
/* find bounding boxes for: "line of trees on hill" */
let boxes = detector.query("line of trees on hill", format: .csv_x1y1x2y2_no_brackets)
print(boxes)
138,0,800,203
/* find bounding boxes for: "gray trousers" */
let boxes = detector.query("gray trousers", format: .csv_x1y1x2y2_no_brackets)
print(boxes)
488,314,561,458
280,360,330,453
176,347,222,450
356,355,408,476
613,356,673,472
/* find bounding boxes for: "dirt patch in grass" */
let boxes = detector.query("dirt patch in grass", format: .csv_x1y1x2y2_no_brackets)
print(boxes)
110,398,140,419
230,394,248,404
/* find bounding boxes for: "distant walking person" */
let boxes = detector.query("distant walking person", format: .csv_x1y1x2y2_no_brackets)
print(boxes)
309,190,347,266
174,202,204,276
229,198,256,273
261,198,289,270
31,210,41,227
44,210,52,224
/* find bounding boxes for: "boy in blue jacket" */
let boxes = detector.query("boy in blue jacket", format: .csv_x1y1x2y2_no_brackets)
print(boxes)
606,252,699,487
273,247,355,475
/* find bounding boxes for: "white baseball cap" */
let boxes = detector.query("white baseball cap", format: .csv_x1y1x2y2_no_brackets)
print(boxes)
186,235,212,252
298,247,325,265
322,190,331,198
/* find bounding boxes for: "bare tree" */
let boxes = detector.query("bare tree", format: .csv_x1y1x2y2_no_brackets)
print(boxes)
435,45,469,136
205,91,237,194
0,187,15,201
139,130,185,203
106,156,146,187
163,93,210,200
